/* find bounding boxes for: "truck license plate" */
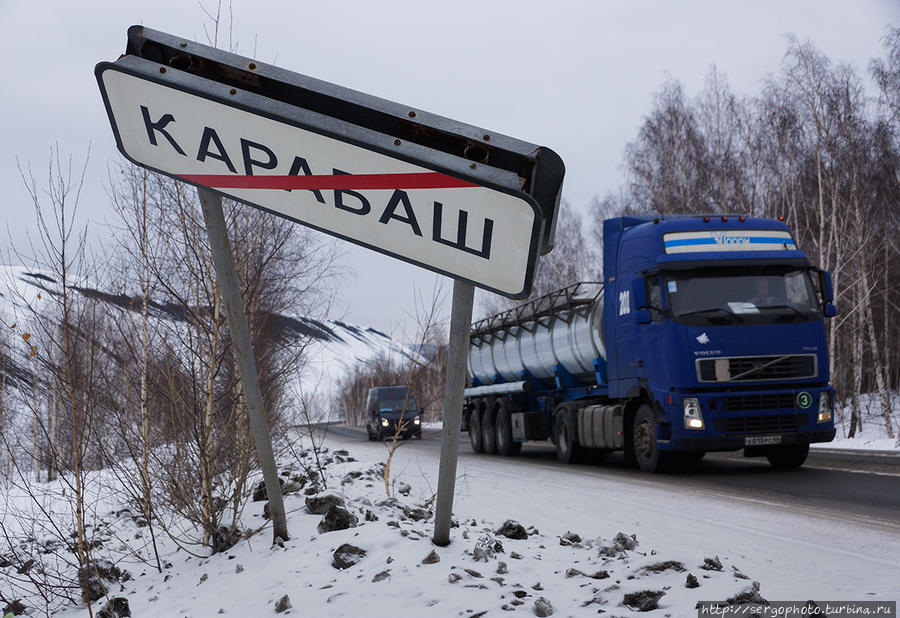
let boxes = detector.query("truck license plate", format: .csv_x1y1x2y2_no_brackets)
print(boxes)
745,435,782,446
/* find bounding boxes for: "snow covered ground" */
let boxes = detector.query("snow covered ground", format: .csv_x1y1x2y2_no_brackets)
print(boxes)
813,394,900,452
1,426,892,618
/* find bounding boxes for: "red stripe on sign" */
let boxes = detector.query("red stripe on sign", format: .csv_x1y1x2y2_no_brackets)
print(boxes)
178,172,479,191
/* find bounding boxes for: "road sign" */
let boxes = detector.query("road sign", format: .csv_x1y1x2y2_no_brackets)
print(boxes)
96,26,566,549
95,26,565,298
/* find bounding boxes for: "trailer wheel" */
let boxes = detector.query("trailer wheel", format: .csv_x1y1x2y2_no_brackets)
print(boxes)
482,404,497,455
633,405,661,472
765,444,809,469
469,407,484,453
495,400,522,457
554,405,582,464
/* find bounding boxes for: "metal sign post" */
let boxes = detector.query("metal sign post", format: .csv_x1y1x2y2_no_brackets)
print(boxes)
432,279,475,546
197,188,289,543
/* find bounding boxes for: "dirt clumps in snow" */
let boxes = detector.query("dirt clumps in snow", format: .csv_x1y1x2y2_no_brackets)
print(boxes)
702,555,724,571
274,594,292,613
641,560,686,574
95,596,131,618
727,580,767,605
533,596,554,616
422,549,441,564
305,493,345,514
472,536,504,562
559,531,582,546
332,543,366,569
495,520,528,540
317,505,358,533
623,589,666,611
598,531,639,556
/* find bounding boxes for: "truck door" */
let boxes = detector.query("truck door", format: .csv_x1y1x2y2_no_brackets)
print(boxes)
614,273,668,393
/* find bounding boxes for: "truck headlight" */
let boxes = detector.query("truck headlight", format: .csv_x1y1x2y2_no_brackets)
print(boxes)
413,416,421,425
817,392,832,423
381,419,389,427
683,397,704,429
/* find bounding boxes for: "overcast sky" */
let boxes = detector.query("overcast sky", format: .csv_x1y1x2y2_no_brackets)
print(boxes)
0,0,896,336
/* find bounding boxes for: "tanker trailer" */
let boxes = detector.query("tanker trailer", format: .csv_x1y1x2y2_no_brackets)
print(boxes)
463,215,837,472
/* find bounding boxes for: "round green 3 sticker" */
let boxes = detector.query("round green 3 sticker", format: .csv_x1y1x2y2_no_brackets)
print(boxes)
796,392,812,409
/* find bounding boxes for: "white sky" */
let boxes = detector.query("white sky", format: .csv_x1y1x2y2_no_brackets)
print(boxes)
1,0,896,335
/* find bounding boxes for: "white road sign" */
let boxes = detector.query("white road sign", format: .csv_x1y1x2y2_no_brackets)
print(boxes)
97,63,543,297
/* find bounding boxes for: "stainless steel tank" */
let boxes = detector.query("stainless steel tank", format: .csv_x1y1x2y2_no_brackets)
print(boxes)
468,283,605,386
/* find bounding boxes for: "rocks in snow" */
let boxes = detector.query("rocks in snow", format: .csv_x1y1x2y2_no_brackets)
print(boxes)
372,570,390,582
559,531,582,546
422,550,441,565
402,506,431,522
211,526,241,553
252,478,284,502
613,532,639,550
318,505,358,534
95,597,131,618
472,536,504,562
495,520,528,540
622,590,666,612
727,581,767,605
701,555,724,571
305,493,345,515
332,544,366,570
534,596,554,617
78,567,108,602
598,532,639,556
274,594,292,613
685,573,700,588
641,560,686,574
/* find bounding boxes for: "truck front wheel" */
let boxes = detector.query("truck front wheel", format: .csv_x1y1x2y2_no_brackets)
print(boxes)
766,444,809,469
633,405,661,472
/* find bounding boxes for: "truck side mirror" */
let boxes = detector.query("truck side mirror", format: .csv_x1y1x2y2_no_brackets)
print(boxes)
819,270,834,303
823,303,837,318
634,309,652,325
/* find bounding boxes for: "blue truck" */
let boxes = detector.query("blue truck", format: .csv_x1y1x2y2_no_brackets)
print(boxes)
462,215,837,472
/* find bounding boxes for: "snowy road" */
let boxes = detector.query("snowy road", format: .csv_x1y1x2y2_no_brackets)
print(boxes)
324,425,900,601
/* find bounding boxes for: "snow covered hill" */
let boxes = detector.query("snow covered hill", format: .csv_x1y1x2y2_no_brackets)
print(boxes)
0,264,413,422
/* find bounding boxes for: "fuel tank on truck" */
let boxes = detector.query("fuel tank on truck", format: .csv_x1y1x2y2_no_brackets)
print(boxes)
468,283,606,386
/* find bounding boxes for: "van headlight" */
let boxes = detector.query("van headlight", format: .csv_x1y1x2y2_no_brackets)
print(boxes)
817,392,832,423
381,419,389,427
413,416,421,425
683,397,704,429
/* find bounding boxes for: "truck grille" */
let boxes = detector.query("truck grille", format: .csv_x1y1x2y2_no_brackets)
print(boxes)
697,355,816,382
723,393,796,411
713,414,808,434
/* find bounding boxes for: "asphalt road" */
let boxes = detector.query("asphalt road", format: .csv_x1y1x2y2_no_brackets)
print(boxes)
324,424,900,531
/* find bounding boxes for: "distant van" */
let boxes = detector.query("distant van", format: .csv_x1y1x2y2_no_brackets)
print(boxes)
365,385,422,441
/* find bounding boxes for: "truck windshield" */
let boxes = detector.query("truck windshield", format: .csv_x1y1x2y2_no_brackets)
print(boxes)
665,267,822,325
379,398,418,413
